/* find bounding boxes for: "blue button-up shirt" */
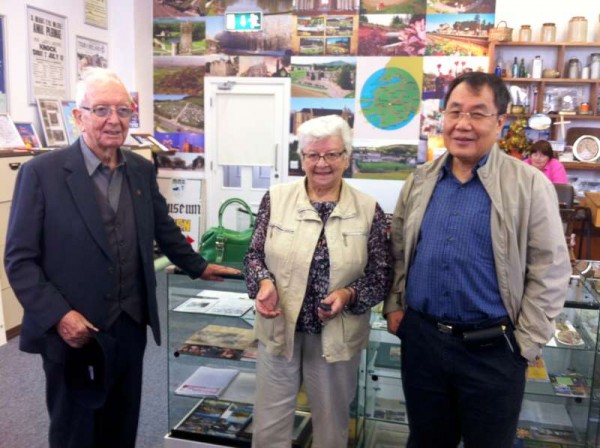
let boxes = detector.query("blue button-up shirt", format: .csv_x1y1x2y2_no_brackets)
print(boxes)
405,155,508,322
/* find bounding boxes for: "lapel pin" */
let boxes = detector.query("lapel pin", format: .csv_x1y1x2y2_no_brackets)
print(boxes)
136,190,142,196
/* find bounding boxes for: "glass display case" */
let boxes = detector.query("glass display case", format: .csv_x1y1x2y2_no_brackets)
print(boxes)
361,261,600,448
164,269,364,447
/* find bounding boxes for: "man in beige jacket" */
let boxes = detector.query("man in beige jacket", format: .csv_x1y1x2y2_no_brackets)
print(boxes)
385,72,571,448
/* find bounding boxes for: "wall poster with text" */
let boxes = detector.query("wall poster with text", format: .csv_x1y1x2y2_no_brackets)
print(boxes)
26,7,68,103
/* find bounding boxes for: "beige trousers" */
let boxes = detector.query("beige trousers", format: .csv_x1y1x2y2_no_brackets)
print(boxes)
252,333,361,448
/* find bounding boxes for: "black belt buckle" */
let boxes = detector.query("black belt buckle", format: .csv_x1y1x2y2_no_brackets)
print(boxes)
437,322,454,334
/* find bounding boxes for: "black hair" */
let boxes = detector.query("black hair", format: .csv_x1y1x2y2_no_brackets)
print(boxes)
443,72,510,115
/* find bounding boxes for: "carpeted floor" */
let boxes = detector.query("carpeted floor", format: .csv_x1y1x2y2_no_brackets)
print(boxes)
0,269,169,448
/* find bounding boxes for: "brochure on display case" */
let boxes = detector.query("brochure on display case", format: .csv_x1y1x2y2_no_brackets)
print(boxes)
174,289,253,317
175,366,239,398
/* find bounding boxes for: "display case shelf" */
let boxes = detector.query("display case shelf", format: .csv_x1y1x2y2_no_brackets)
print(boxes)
359,263,600,448
165,269,363,448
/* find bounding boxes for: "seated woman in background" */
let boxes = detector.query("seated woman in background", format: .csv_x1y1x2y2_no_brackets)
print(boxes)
524,140,568,184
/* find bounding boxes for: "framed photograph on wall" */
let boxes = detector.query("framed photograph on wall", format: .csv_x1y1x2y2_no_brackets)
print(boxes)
75,35,108,80
14,122,42,149
26,7,68,103
36,97,69,148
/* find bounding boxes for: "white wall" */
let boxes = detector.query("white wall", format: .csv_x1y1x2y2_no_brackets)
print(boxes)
0,0,153,134
495,0,599,43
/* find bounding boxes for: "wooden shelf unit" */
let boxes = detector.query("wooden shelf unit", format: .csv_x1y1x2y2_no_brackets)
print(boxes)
488,42,600,121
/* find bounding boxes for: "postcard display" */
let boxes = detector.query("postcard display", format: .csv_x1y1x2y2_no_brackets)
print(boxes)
165,270,321,447
367,261,600,448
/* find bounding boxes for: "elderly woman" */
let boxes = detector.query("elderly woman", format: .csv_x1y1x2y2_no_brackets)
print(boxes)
524,140,568,184
244,115,391,448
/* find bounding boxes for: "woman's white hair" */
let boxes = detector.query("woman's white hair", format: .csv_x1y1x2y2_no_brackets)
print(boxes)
296,115,353,157
75,67,129,108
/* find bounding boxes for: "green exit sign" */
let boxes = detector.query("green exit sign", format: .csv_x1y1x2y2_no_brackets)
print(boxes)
225,12,262,32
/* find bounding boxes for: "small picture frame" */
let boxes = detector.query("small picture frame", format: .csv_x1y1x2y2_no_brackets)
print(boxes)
61,100,81,144
36,97,69,148
14,122,42,149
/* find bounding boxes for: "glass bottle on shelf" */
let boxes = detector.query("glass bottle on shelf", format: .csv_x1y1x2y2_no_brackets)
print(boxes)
590,53,600,79
518,58,526,78
512,57,519,78
494,63,502,77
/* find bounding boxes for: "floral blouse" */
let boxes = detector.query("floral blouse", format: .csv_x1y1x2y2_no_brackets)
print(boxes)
244,191,392,334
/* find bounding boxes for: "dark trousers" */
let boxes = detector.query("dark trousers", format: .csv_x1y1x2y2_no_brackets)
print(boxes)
399,309,527,448
42,313,147,448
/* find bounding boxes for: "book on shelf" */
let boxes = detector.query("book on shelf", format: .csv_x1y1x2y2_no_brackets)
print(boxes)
173,398,253,440
173,289,253,317
372,397,407,423
177,324,257,358
526,358,550,383
177,343,245,360
549,372,589,398
175,366,239,398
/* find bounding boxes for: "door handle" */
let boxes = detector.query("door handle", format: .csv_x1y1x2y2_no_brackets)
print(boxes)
9,162,22,171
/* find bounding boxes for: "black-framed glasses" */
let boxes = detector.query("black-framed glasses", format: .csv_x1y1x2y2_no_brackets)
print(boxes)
80,105,134,119
302,151,346,163
442,110,498,122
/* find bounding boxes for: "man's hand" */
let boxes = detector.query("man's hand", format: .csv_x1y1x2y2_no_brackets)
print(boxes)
56,310,99,348
255,279,281,318
386,309,405,335
200,264,241,281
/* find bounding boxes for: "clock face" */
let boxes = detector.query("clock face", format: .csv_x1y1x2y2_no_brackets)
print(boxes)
573,135,600,162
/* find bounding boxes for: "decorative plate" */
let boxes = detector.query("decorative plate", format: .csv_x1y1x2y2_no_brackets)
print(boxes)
572,135,600,162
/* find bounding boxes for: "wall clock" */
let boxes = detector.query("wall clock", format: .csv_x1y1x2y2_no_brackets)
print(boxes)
572,135,600,162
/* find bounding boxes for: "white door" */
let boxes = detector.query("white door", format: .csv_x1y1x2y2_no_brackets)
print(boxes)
204,77,290,230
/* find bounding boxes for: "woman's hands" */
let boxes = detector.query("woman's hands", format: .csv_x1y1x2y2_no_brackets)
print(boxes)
318,287,354,322
255,279,281,318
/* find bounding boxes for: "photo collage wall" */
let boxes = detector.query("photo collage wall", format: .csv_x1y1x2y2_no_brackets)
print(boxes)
152,0,496,180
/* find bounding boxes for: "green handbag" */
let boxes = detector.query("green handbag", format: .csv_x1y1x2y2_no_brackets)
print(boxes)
199,198,255,264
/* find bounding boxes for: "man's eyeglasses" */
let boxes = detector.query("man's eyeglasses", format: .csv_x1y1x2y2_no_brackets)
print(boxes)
302,151,346,163
442,111,498,122
80,105,134,119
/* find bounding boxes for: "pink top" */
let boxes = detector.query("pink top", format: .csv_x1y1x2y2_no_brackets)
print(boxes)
523,157,568,184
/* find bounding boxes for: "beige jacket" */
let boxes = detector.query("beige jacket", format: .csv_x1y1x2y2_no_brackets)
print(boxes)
384,146,571,361
256,179,376,363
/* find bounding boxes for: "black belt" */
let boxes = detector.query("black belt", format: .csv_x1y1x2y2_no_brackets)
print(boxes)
412,309,511,336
